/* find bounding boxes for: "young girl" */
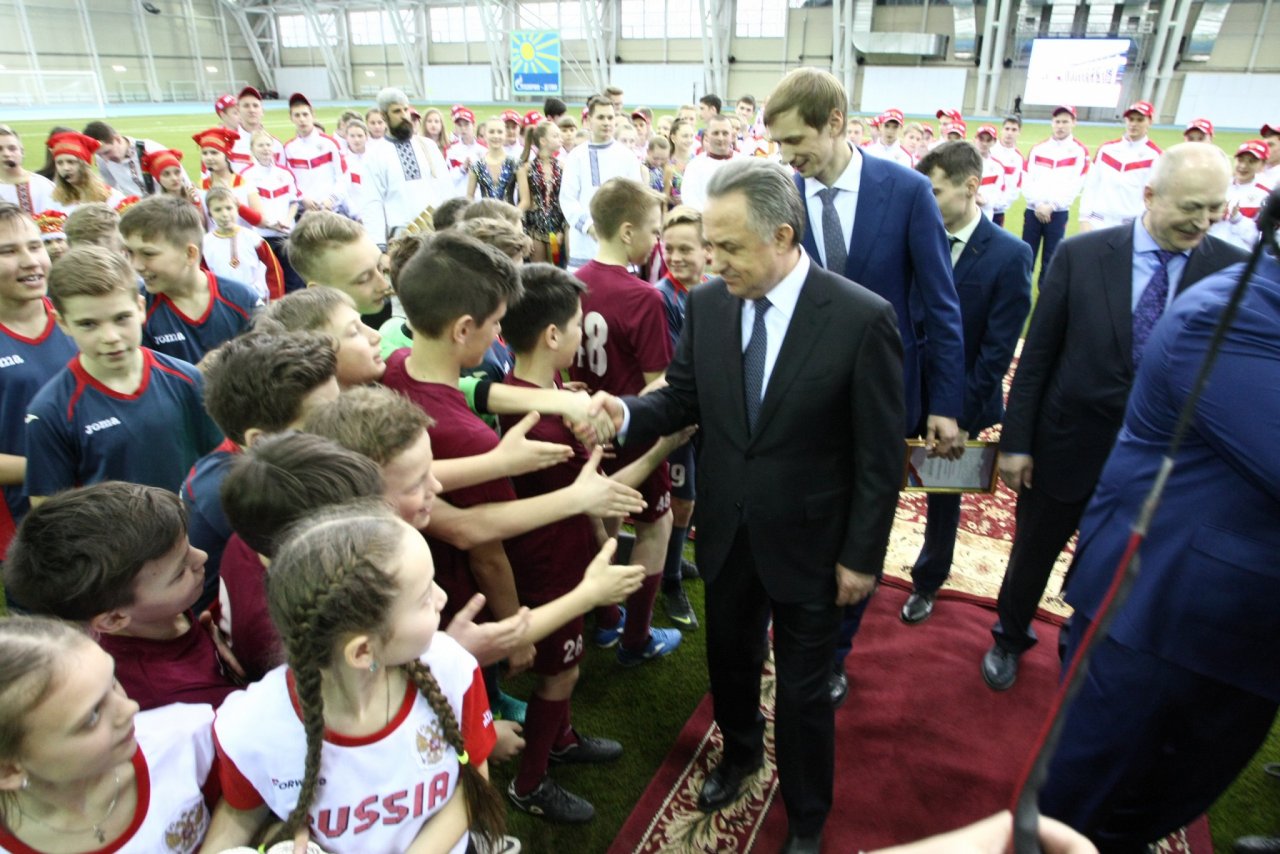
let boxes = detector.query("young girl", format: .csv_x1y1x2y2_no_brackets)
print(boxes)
202,503,505,854
664,119,696,208
644,137,671,198
364,109,389,145
339,120,368,221
202,186,285,301
516,121,566,266
45,132,124,215
141,148,201,211
193,127,265,231
421,108,447,151
465,119,519,203
0,616,217,853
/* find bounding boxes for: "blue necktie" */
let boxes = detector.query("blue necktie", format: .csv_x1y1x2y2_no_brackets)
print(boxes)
1132,249,1176,369
743,297,771,431
818,187,847,273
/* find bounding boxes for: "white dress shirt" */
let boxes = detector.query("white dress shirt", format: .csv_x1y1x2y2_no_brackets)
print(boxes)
741,250,811,396
803,144,861,270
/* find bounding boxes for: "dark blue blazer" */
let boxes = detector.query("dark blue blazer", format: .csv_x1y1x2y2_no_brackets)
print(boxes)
1064,257,1280,703
795,153,964,432
952,215,1033,433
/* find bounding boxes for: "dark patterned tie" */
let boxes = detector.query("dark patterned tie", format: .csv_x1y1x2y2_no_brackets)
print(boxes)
1132,249,1176,369
743,297,772,431
818,187,846,273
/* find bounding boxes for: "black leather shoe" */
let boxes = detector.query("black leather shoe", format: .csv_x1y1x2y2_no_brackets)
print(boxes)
900,591,936,624
982,644,1019,691
782,830,823,853
828,671,849,708
1235,836,1280,853
697,756,763,812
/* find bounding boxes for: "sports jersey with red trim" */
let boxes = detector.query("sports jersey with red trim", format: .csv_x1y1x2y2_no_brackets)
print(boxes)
182,437,241,608
498,376,599,607
24,348,224,498
99,612,239,711
1080,136,1162,227
283,131,348,208
380,354,514,626
212,633,494,854
143,270,262,364
568,260,673,398
0,299,76,553
239,162,300,238
0,703,218,854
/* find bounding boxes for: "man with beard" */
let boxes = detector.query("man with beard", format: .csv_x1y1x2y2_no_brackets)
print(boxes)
360,87,448,249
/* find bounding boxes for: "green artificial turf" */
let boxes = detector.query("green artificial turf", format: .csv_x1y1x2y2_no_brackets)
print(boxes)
2,103,1276,851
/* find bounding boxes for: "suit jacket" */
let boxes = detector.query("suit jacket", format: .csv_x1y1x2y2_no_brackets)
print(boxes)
1064,256,1280,702
953,215,1034,433
795,155,964,432
1000,225,1248,503
625,261,905,604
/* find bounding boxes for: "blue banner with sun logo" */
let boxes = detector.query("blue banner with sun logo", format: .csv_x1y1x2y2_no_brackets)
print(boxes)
511,30,561,96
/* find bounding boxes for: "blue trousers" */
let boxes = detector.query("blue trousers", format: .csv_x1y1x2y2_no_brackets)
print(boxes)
1022,208,1069,288
1041,618,1278,851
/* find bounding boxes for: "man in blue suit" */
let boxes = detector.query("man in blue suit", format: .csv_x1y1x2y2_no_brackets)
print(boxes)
763,68,967,704
900,142,1032,623
1039,210,1280,850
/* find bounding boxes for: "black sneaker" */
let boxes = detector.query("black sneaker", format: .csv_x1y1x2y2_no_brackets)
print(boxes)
664,583,699,630
549,733,623,765
508,777,595,823
681,558,700,580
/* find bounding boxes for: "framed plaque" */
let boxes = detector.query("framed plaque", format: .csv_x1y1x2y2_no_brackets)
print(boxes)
901,440,1000,493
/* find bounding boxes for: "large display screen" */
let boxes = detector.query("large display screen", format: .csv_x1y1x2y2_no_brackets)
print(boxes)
1024,38,1132,108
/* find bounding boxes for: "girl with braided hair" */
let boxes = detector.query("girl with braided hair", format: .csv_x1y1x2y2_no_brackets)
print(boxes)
203,501,506,854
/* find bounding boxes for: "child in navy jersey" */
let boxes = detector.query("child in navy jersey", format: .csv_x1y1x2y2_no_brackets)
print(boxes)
0,203,76,556
119,195,261,364
23,246,222,504
183,330,339,611
3,482,240,710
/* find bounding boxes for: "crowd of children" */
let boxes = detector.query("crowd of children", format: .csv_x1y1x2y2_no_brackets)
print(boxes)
0,81,1275,854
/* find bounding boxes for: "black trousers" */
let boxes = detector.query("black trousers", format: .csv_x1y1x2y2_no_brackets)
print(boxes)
707,526,841,836
992,483,1088,654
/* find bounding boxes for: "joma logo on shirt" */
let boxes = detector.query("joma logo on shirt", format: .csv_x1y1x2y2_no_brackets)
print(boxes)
0,354,24,368
154,332,187,344
85,417,122,435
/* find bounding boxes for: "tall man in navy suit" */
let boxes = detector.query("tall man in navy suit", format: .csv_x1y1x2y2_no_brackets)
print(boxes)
1039,203,1280,849
590,159,905,854
763,68,967,703
983,143,1248,690
900,142,1033,623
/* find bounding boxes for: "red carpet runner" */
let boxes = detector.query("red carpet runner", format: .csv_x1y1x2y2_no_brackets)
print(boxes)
608,578,1211,853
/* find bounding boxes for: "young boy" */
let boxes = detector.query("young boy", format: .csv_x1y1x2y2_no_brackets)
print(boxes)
184,329,340,611
655,205,711,629
282,92,348,213
63,202,125,254
286,210,395,330
3,481,239,709
0,202,76,556
24,246,223,505
499,263,690,819
201,186,285,301
119,195,263,363
568,177,682,665
217,431,386,682
559,95,646,269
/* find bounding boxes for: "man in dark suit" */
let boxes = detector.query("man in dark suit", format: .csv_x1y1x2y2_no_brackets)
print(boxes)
983,143,1248,690
761,67,966,703
591,158,904,854
1040,208,1280,848
901,142,1033,623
